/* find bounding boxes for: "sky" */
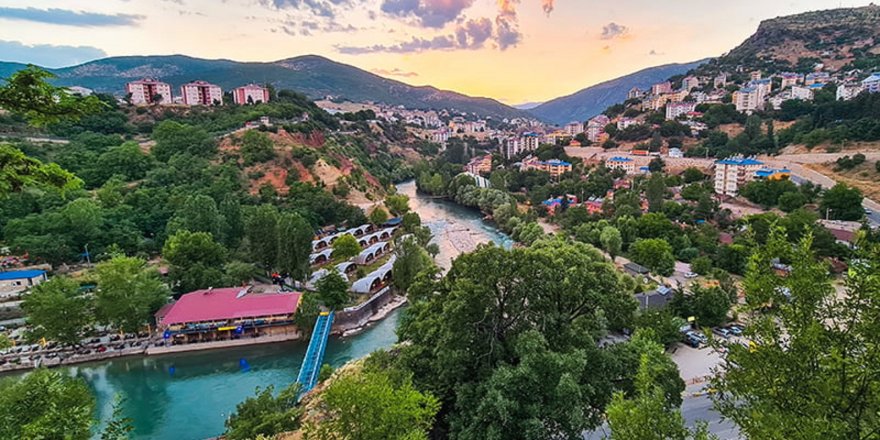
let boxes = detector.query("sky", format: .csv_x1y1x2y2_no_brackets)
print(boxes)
0,0,872,104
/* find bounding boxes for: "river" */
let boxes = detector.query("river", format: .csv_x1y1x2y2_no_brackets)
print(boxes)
3,180,511,440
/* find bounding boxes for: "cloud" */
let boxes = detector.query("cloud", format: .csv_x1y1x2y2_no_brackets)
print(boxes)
278,18,358,36
261,0,346,18
600,22,628,40
495,0,522,50
0,7,143,27
0,40,106,68
380,0,475,28
337,35,457,54
455,18,493,48
371,68,419,77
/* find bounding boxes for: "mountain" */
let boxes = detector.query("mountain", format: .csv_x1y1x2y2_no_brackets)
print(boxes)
0,54,527,120
713,4,880,73
513,101,544,110
528,60,710,125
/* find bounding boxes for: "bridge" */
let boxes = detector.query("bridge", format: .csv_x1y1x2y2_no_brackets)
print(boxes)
295,311,335,394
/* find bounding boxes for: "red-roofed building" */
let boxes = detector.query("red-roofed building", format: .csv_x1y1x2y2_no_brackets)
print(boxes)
155,287,302,342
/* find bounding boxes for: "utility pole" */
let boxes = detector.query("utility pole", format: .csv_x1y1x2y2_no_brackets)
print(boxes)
84,244,91,267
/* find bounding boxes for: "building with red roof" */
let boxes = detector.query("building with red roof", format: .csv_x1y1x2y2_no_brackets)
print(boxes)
155,286,302,342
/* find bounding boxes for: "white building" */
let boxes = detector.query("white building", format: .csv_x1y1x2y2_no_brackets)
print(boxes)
501,133,540,159
682,76,700,91
862,73,880,94
627,87,644,100
0,269,47,299
180,80,223,106
714,156,764,196
713,74,728,89
733,87,763,113
790,86,814,101
779,72,802,89
125,78,172,105
564,121,584,136
605,156,635,174
233,84,270,105
617,117,638,130
837,83,865,101
651,82,673,95
666,102,697,120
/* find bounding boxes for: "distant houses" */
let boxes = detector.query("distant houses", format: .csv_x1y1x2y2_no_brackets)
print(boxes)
124,78,270,106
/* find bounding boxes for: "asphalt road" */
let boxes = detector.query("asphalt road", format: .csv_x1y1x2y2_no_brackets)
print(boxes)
582,385,741,440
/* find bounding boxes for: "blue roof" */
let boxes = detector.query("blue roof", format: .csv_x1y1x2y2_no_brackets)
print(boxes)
717,157,763,166
541,159,571,166
808,83,825,89
755,168,791,177
0,270,46,281
608,156,633,162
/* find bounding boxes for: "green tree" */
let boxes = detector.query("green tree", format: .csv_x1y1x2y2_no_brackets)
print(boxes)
397,240,638,438
332,234,361,260
166,194,225,239
0,145,82,196
600,226,623,261
384,194,410,216
0,369,96,440
606,331,714,440
690,256,713,275
224,261,260,285
369,206,389,225
245,205,280,269
682,167,705,183
151,121,216,162
690,285,731,327
95,255,169,333
225,383,302,440
238,130,275,165
304,367,439,440
316,270,349,310
778,191,807,213
392,237,435,292
162,230,228,293
101,395,134,440
634,310,684,348
22,277,93,345
648,157,666,173
276,212,313,281
630,239,675,276
646,172,667,213
820,183,864,221
712,228,880,439
0,66,104,126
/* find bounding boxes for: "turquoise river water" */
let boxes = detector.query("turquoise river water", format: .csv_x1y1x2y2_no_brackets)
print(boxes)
4,179,512,440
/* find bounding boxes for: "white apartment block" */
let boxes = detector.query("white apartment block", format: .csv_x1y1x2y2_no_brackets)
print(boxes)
233,84,270,104
714,156,764,196
682,76,700,91
837,83,865,101
126,78,172,105
617,117,638,130
181,81,223,106
665,102,697,120
605,157,635,174
651,82,673,95
863,73,880,94
501,133,540,159
564,121,584,136
790,86,814,101
779,72,802,89
733,87,763,113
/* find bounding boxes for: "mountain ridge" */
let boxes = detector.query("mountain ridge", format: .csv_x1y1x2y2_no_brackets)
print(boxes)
0,54,530,121
528,59,711,125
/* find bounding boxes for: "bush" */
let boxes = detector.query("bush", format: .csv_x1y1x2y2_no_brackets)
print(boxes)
690,256,713,275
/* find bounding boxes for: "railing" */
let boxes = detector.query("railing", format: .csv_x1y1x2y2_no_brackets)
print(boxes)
295,311,335,394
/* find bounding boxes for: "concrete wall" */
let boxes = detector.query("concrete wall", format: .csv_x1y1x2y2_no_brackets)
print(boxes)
333,287,394,333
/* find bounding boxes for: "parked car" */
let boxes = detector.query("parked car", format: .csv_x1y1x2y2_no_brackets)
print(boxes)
728,325,743,336
713,327,731,339
685,334,702,348
684,272,698,279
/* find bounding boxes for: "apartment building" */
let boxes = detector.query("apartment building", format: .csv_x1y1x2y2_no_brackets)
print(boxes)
126,78,172,105
233,84,270,104
714,156,764,196
181,80,223,106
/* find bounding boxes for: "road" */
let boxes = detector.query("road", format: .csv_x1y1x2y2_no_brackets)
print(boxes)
583,384,740,439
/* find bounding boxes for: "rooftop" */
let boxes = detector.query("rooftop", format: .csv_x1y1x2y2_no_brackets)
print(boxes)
156,287,301,326
717,157,763,166
608,156,633,162
0,270,46,281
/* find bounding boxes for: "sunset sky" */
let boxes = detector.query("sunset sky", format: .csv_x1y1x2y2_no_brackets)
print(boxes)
0,0,872,104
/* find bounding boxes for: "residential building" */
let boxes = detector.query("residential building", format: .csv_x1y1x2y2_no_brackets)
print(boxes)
805,72,831,86
682,76,700,91
180,80,223,106
635,286,674,311
522,157,572,178
733,87,763,113
750,70,762,81
0,269,47,299
713,74,728,89
585,115,611,143
617,117,638,130
627,87,644,100
668,148,684,158
651,82,673,95
564,121,584,136
714,156,764,196
666,102,697,120
837,82,865,101
862,73,880,94
779,72,802,89
605,156,635,174
233,84,270,104
501,132,540,159
465,154,492,175
542,194,578,215
646,93,672,111
125,78,172,105
155,286,302,342
749,78,773,97
791,85,814,101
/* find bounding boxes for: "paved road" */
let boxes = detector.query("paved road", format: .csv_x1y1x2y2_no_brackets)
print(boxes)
582,385,741,439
